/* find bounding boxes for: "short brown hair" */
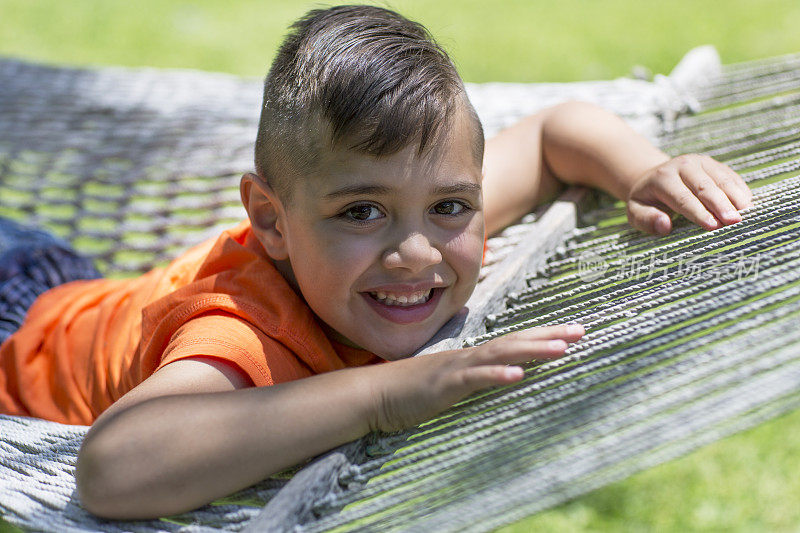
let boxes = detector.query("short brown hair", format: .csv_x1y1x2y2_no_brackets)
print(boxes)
254,4,483,202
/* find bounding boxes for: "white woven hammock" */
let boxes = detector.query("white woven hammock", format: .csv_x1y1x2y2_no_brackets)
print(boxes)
6,46,795,532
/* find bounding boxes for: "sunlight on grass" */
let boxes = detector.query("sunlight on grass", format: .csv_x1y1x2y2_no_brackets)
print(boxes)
0,517,24,533
501,408,800,532
0,0,799,82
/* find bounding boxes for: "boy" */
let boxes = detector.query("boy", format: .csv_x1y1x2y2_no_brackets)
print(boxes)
0,4,751,520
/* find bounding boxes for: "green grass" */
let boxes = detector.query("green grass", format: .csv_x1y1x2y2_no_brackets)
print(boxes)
1,0,800,82
1,1,799,531
0,518,24,533
501,406,800,532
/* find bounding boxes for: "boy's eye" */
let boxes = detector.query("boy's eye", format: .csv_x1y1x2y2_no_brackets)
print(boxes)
343,204,383,222
432,200,467,216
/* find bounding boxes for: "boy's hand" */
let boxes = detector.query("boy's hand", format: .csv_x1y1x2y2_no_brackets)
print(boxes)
626,154,753,236
368,324,585,433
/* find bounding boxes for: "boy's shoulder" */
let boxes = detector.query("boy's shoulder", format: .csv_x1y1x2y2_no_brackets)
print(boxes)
140,219,381,387
140,218,312,357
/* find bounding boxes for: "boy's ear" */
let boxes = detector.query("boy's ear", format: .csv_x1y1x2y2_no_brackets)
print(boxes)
240,173,289,261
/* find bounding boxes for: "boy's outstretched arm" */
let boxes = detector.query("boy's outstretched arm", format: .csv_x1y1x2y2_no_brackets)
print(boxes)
482,101,752,236
76,325,583,520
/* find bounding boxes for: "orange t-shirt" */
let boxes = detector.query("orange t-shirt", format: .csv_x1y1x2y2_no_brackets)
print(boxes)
0,220,383,426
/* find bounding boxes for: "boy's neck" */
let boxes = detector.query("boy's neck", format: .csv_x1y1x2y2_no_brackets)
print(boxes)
271,257,299,292
273,256,366,351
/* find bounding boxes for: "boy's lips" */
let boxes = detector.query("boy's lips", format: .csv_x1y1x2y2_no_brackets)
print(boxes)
360,287,444,324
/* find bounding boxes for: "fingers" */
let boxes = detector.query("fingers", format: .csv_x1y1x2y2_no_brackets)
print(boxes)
653,169,727,231
475,324,585,366
702,157,753,210
457,365,525,390
446,324,585,395
682,161,742,225
480,338,571,363
627,200,672,236
500,323,585,342
648,155,750,231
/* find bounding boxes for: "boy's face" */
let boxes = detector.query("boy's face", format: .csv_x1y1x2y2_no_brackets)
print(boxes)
259,108,484,360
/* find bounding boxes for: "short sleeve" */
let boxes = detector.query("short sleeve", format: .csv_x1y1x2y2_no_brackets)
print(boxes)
154,313,314,387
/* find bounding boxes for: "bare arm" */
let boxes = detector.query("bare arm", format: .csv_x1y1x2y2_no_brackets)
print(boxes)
536,101,670,202
77,325,584,520
482,101,752,236
482,111,563,235
77,360,376,519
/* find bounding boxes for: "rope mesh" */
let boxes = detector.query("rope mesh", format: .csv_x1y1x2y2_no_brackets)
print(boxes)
1,50,798,531
282,54,800,532
0,54,700,532
0,58,675,277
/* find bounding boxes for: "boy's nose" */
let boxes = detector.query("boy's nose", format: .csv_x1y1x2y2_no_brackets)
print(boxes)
382,232,443,273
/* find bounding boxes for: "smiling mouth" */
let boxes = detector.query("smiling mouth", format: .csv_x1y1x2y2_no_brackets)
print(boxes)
368,289,434,307
361,287,443,324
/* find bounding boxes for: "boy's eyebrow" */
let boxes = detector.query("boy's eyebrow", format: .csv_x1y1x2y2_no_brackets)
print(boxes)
433,183,482,195
323,184,393,199
323,182,481,200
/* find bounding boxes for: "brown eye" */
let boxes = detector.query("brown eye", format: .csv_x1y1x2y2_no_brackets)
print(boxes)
344,204,382,221
432,201,466,215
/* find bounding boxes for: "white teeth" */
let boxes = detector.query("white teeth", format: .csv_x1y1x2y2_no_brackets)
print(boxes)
369,289,434,307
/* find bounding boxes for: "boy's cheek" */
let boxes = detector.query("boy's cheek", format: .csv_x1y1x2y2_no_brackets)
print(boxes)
444,228,484,286
464,217,487,264
298,230,377,271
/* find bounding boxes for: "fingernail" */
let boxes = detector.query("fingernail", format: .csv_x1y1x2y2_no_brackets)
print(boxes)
504,366,523,380
655,216,670,235
722,210,741,223
706,216,720,228
566,324,584,336
549,340,568,350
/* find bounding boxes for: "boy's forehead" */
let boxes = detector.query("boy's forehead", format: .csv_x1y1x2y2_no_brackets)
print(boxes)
311,144,481,200
305,108,483,199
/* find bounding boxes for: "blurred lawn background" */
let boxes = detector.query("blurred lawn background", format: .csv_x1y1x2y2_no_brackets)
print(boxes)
3,0,800,81
1,0,800,531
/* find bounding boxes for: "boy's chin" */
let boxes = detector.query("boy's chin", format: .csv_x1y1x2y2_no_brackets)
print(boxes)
360,328,443,361
331,327,435,361
371,344,424,361
321,302,467,359
321,321,429,359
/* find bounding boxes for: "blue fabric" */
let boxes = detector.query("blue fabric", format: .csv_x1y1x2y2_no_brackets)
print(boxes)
0,218,101,345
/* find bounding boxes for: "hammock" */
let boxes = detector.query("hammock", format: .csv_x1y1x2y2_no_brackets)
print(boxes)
1,46,798,531
0,48,702,277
